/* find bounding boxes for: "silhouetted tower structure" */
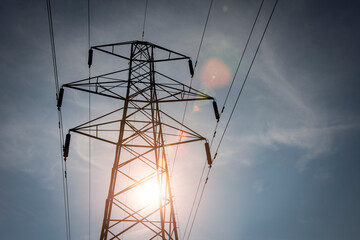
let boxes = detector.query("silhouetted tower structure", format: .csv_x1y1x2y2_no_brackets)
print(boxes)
61,41,217,239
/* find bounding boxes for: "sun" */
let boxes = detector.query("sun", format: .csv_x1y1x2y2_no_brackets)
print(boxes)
135,179,160,206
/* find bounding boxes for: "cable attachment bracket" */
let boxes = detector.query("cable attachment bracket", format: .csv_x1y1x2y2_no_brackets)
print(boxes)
188,59,194,77
63,132,71,160
212,100,220,122
57,88,64,110
88,48,93,67
205,140,212,166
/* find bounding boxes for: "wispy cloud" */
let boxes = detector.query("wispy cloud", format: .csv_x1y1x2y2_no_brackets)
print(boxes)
215,41,359,172
253,179,265,193
313,167,332,180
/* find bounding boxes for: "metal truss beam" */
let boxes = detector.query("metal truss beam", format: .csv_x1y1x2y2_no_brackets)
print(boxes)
63,40,215,240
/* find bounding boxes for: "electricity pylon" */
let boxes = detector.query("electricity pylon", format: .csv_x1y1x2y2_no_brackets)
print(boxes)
61,40,217,239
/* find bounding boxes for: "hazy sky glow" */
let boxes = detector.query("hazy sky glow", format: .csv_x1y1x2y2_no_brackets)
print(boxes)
1,0,360,239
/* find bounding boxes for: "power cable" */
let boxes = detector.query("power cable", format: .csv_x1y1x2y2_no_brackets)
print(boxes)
186,167,209,240
221,0,265,116
171,0,214,177
185,0,265,233
193,0,214,71
187,0,279,238
64,160,72,240
46,0,71,239
178,0,214,238
182,161,207,238
209,0,265,148
213,0,278,163
142,0,148,41
87,0,92,239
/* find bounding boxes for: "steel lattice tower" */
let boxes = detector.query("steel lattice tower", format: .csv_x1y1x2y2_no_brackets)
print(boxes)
61,41,216,240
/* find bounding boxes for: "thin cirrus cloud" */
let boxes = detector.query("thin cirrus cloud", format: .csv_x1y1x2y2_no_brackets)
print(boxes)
228,41,359,172
212,42,347,172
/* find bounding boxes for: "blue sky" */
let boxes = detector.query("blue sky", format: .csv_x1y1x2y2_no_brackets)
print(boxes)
1,0,360,239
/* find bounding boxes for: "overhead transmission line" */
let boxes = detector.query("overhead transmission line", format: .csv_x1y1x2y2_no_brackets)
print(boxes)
184,0,266,236
185,0,266,236
171,0,214,177
156,0,214,238
87,0,92,239
209,0,265,148
185,0,264,235
213,0,279,163
142,0,148,40
186,0,279,239
46,0,72,239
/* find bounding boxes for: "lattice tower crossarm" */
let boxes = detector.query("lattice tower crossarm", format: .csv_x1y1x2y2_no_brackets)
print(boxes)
61,41,217,240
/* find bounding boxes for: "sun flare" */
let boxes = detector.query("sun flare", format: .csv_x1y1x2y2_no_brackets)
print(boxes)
201,58,231,89
135,179,160,205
